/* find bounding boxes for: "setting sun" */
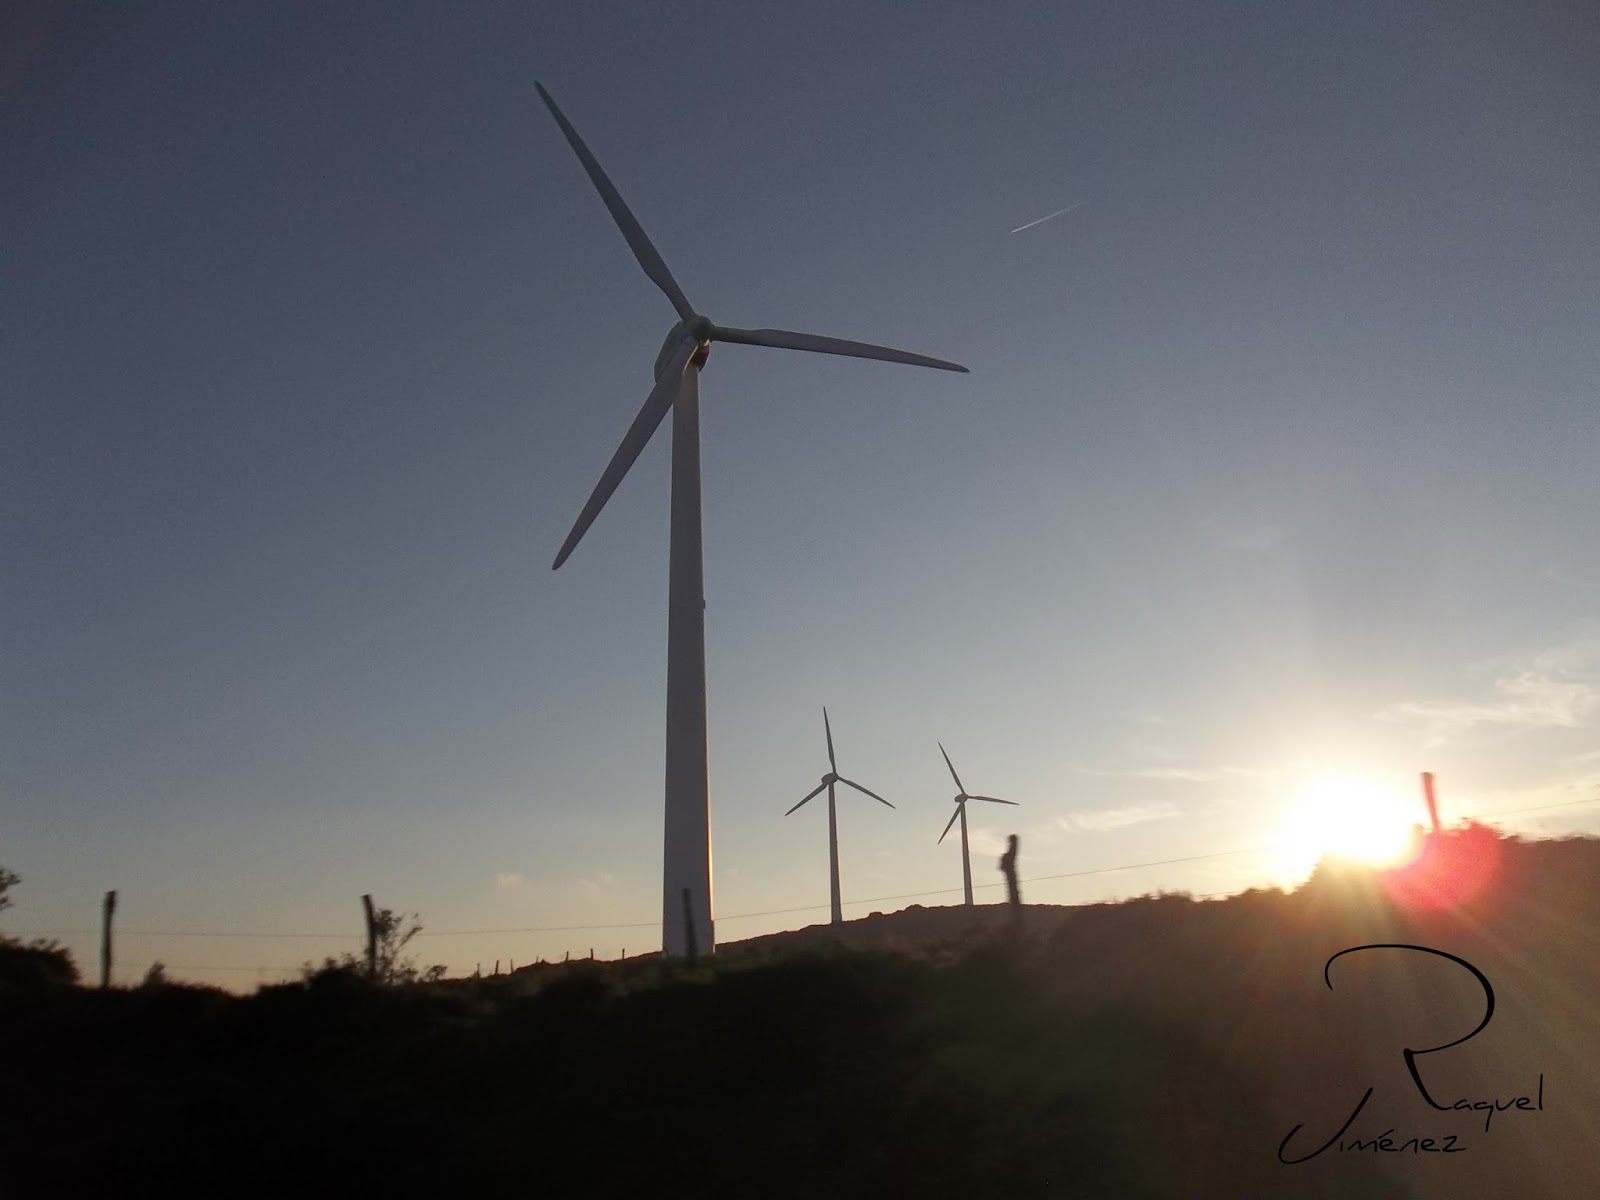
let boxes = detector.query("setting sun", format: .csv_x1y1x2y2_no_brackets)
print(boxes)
1270,774,1421,883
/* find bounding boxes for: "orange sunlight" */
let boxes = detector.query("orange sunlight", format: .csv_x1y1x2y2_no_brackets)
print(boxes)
1270,773,1420,884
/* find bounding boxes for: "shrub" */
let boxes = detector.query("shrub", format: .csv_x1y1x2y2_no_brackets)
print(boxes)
0,938,79,992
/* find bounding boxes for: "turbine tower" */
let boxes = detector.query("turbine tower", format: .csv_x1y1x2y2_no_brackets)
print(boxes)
936,743,1019,906
785,708,894,925
537,84,968,957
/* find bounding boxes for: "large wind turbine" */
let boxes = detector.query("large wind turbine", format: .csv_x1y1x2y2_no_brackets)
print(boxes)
785,708,894,925
936,743,1019,907
537,84,968,958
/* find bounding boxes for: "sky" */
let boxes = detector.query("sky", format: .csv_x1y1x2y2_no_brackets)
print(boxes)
4,0,1598,989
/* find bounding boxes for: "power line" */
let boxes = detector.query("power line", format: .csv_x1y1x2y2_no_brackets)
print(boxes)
810,846,1270,914
419,920,660,936
1466,796,1600,819
13,795,1596,943
8,844,1267,939
160,964,301,973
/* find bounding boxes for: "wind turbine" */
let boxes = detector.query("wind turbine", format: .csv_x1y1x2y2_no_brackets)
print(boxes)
537,84,968,958
785,708,894,925
936,743,1019,907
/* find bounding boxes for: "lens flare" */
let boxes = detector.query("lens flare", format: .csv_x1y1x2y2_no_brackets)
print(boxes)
1271,774,1421,885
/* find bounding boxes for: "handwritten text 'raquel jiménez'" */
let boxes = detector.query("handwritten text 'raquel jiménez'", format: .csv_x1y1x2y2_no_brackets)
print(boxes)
1277,944,1545,1164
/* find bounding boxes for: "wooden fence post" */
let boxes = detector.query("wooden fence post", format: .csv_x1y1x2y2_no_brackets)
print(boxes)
100,890,117,988
1000,835,1021,934
361,894,378,980
682,887,698,964
1421,772,1442,833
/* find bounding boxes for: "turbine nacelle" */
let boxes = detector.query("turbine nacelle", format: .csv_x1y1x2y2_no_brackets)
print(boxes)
655,316,713,378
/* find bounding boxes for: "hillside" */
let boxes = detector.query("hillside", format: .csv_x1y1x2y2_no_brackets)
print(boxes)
717,898,1079,957
2,827,1596,1198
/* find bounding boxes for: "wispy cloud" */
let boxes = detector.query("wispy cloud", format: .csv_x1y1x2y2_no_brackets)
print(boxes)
1058,802,1181,832
1075,764,1218,782
1120,709,1167,727
1218,523,1286,553
494,873,524,891
577,870,617,895
967,828,1011,857
1376,635,1600,746
1544,565,1600,591
1199,515,1286,554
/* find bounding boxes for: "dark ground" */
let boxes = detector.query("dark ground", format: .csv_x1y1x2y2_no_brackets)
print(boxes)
3,828,1595,1199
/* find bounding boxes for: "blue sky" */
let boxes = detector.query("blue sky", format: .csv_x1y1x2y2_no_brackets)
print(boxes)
4,1,1598,987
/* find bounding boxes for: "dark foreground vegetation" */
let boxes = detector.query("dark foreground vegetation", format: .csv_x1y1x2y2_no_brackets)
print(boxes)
3,828,1596,1198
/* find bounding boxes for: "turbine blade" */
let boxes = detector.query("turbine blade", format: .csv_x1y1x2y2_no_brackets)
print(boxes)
972,795,1019,806
785,781,828,816
551,339,694,569
535,83,694,321
710,324,968,373
839,777,893,809
823,707,837,773
937,804,962,845
938,743,966,795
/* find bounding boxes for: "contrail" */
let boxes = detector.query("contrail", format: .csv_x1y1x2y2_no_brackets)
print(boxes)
1010,202,1084,234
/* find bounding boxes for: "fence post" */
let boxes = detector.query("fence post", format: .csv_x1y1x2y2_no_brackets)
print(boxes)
1000,835,1021,933
100,890,117,988
682,887,698,964
362,894,378,980
1421,772,1442,833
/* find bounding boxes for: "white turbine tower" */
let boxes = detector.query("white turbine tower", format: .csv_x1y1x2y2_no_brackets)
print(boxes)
537,84,968,958
936,743,1019,907
785,708,894,925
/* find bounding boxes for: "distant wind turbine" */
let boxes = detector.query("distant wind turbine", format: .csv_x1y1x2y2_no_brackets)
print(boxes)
785,708,894,925
537,83,968,958
936,743,1019,906
1010,202,1083,234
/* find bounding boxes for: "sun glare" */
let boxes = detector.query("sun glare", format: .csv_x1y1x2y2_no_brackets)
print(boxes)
1271,774,1420,884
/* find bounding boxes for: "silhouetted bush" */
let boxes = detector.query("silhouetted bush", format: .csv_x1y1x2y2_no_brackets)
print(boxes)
0,937,78,993
303,906,446,985
0,867,80,993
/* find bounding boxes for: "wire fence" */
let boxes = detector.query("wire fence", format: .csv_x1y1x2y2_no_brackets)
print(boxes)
13,843,1269,942
9,794,1596,985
